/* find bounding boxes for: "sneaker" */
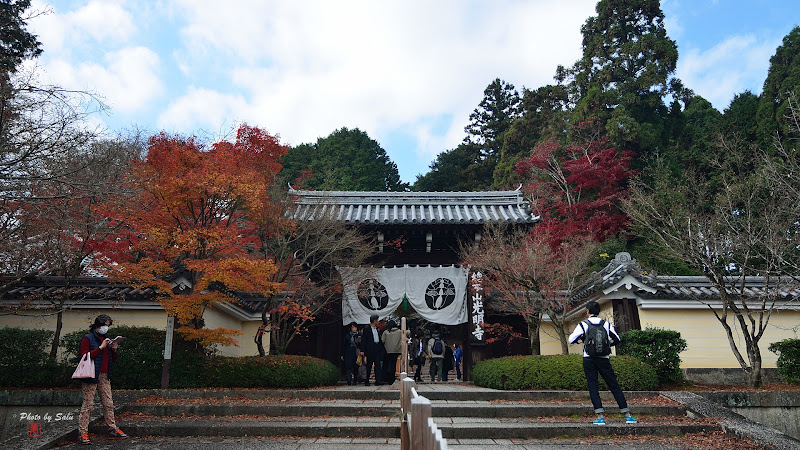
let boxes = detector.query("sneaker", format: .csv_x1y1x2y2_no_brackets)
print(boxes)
78,433,91,445
625,415,638,424
109,428,128,439
592,417,606,425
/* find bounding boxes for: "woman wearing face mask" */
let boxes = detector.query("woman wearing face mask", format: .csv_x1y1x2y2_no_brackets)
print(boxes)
77,314,128,445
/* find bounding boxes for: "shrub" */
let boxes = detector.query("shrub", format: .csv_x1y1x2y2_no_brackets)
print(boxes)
619,328,687,386
14,325,339,389
61,326,338,388
0,327,71,387
472,354,658,391
769,338,800,385
200,355,339,388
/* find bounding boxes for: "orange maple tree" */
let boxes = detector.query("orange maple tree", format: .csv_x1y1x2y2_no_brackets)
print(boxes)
95,125,288,347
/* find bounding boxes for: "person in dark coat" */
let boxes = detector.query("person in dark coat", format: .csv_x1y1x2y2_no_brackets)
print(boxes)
441,342,454,382
342,322,360,385
360,314,385,386
411,328,426,382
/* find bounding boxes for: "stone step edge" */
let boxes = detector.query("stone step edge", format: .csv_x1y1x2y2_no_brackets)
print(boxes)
106,421,719,440
123,403,686,418
120,389,662,401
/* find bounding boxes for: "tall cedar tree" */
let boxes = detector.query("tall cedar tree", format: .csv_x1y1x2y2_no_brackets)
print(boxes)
756,26,800,147
564,0,677,160
95,125,287,348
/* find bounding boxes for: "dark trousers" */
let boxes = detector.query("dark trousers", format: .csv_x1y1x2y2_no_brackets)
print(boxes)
365,354,383,385
413,358,424,381
455,363,462,380
384,353,400,383
582,356,629,414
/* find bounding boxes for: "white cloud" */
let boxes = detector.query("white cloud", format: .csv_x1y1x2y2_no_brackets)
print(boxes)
677,34,779,110
32,0,136,53
173,0,595,161
43,47,163,113
157,87,249,134
67,0,136,43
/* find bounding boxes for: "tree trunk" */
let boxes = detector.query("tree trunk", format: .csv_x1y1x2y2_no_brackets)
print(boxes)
556,324,569,355
255,307,269,357
49,309,63,360
527,319,541,356
747,340,764,388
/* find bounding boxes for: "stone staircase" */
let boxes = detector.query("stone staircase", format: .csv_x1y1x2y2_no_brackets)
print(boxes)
94,385,719,442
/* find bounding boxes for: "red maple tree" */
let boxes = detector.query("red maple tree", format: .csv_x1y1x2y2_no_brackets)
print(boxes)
515,120,635,243
94,124,288,348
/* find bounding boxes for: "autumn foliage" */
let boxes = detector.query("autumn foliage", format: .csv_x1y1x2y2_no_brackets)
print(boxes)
515,120,635,243
94,125,289,347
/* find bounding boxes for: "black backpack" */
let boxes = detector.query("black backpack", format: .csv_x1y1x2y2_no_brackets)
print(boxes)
582,319,611,357
432,338,444,355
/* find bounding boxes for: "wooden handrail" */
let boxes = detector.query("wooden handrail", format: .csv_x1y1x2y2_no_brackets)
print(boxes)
400,369,448,450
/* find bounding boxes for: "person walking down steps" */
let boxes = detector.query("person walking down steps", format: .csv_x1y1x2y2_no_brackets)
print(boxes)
568,301,637,426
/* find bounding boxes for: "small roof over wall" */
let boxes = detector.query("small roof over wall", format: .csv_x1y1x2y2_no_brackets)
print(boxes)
567,253,800,318
287,187,538,226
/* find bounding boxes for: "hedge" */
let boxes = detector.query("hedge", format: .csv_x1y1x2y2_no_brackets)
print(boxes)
619,328,687,385
0,325,338,389
769,338,800,385
472,354,659,391
0,327,71,387
200,355,339,388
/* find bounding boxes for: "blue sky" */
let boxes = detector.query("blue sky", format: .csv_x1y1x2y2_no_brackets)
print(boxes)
27,0,800,185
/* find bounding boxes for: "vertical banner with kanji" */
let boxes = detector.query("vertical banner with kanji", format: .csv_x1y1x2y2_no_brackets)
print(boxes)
469,271,485,344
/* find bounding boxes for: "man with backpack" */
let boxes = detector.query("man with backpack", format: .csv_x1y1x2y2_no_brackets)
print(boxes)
568,301,637,425
427,330,445,383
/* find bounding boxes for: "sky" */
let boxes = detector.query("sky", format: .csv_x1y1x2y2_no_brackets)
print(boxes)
26,0,800,185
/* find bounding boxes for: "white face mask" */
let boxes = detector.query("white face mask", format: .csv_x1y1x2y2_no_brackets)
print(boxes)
98,326,109,335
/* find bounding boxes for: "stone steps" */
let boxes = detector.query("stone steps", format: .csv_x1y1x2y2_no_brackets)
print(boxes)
107,388,722,441
124,399,685,418
102,414,718,440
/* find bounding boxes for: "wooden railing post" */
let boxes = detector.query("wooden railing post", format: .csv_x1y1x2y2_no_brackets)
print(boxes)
411,396,432,450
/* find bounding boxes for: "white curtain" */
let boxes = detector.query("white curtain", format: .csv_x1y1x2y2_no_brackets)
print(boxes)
338,265,468,325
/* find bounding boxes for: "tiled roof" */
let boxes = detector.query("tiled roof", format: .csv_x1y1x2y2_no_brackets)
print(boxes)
571,252,656,301
571,253,800,302
2,276,158,301
288,188,538,226
640,276,800,300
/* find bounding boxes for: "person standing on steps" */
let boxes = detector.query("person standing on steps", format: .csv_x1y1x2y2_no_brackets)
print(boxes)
441,341,454,382
360,314,385,386
381,320,403,384
342,322,360,385
427,330,445,383
568,301,637,426
453,343,463,381
77,314,128,445
412,328,426,382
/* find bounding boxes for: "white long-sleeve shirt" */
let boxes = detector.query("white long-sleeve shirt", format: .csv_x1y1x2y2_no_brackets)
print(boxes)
568,316,621,359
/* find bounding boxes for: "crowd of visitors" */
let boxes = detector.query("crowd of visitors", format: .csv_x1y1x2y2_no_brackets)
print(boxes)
341,317,463,385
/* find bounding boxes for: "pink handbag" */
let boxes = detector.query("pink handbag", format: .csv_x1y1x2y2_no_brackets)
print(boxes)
71,352,95,379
